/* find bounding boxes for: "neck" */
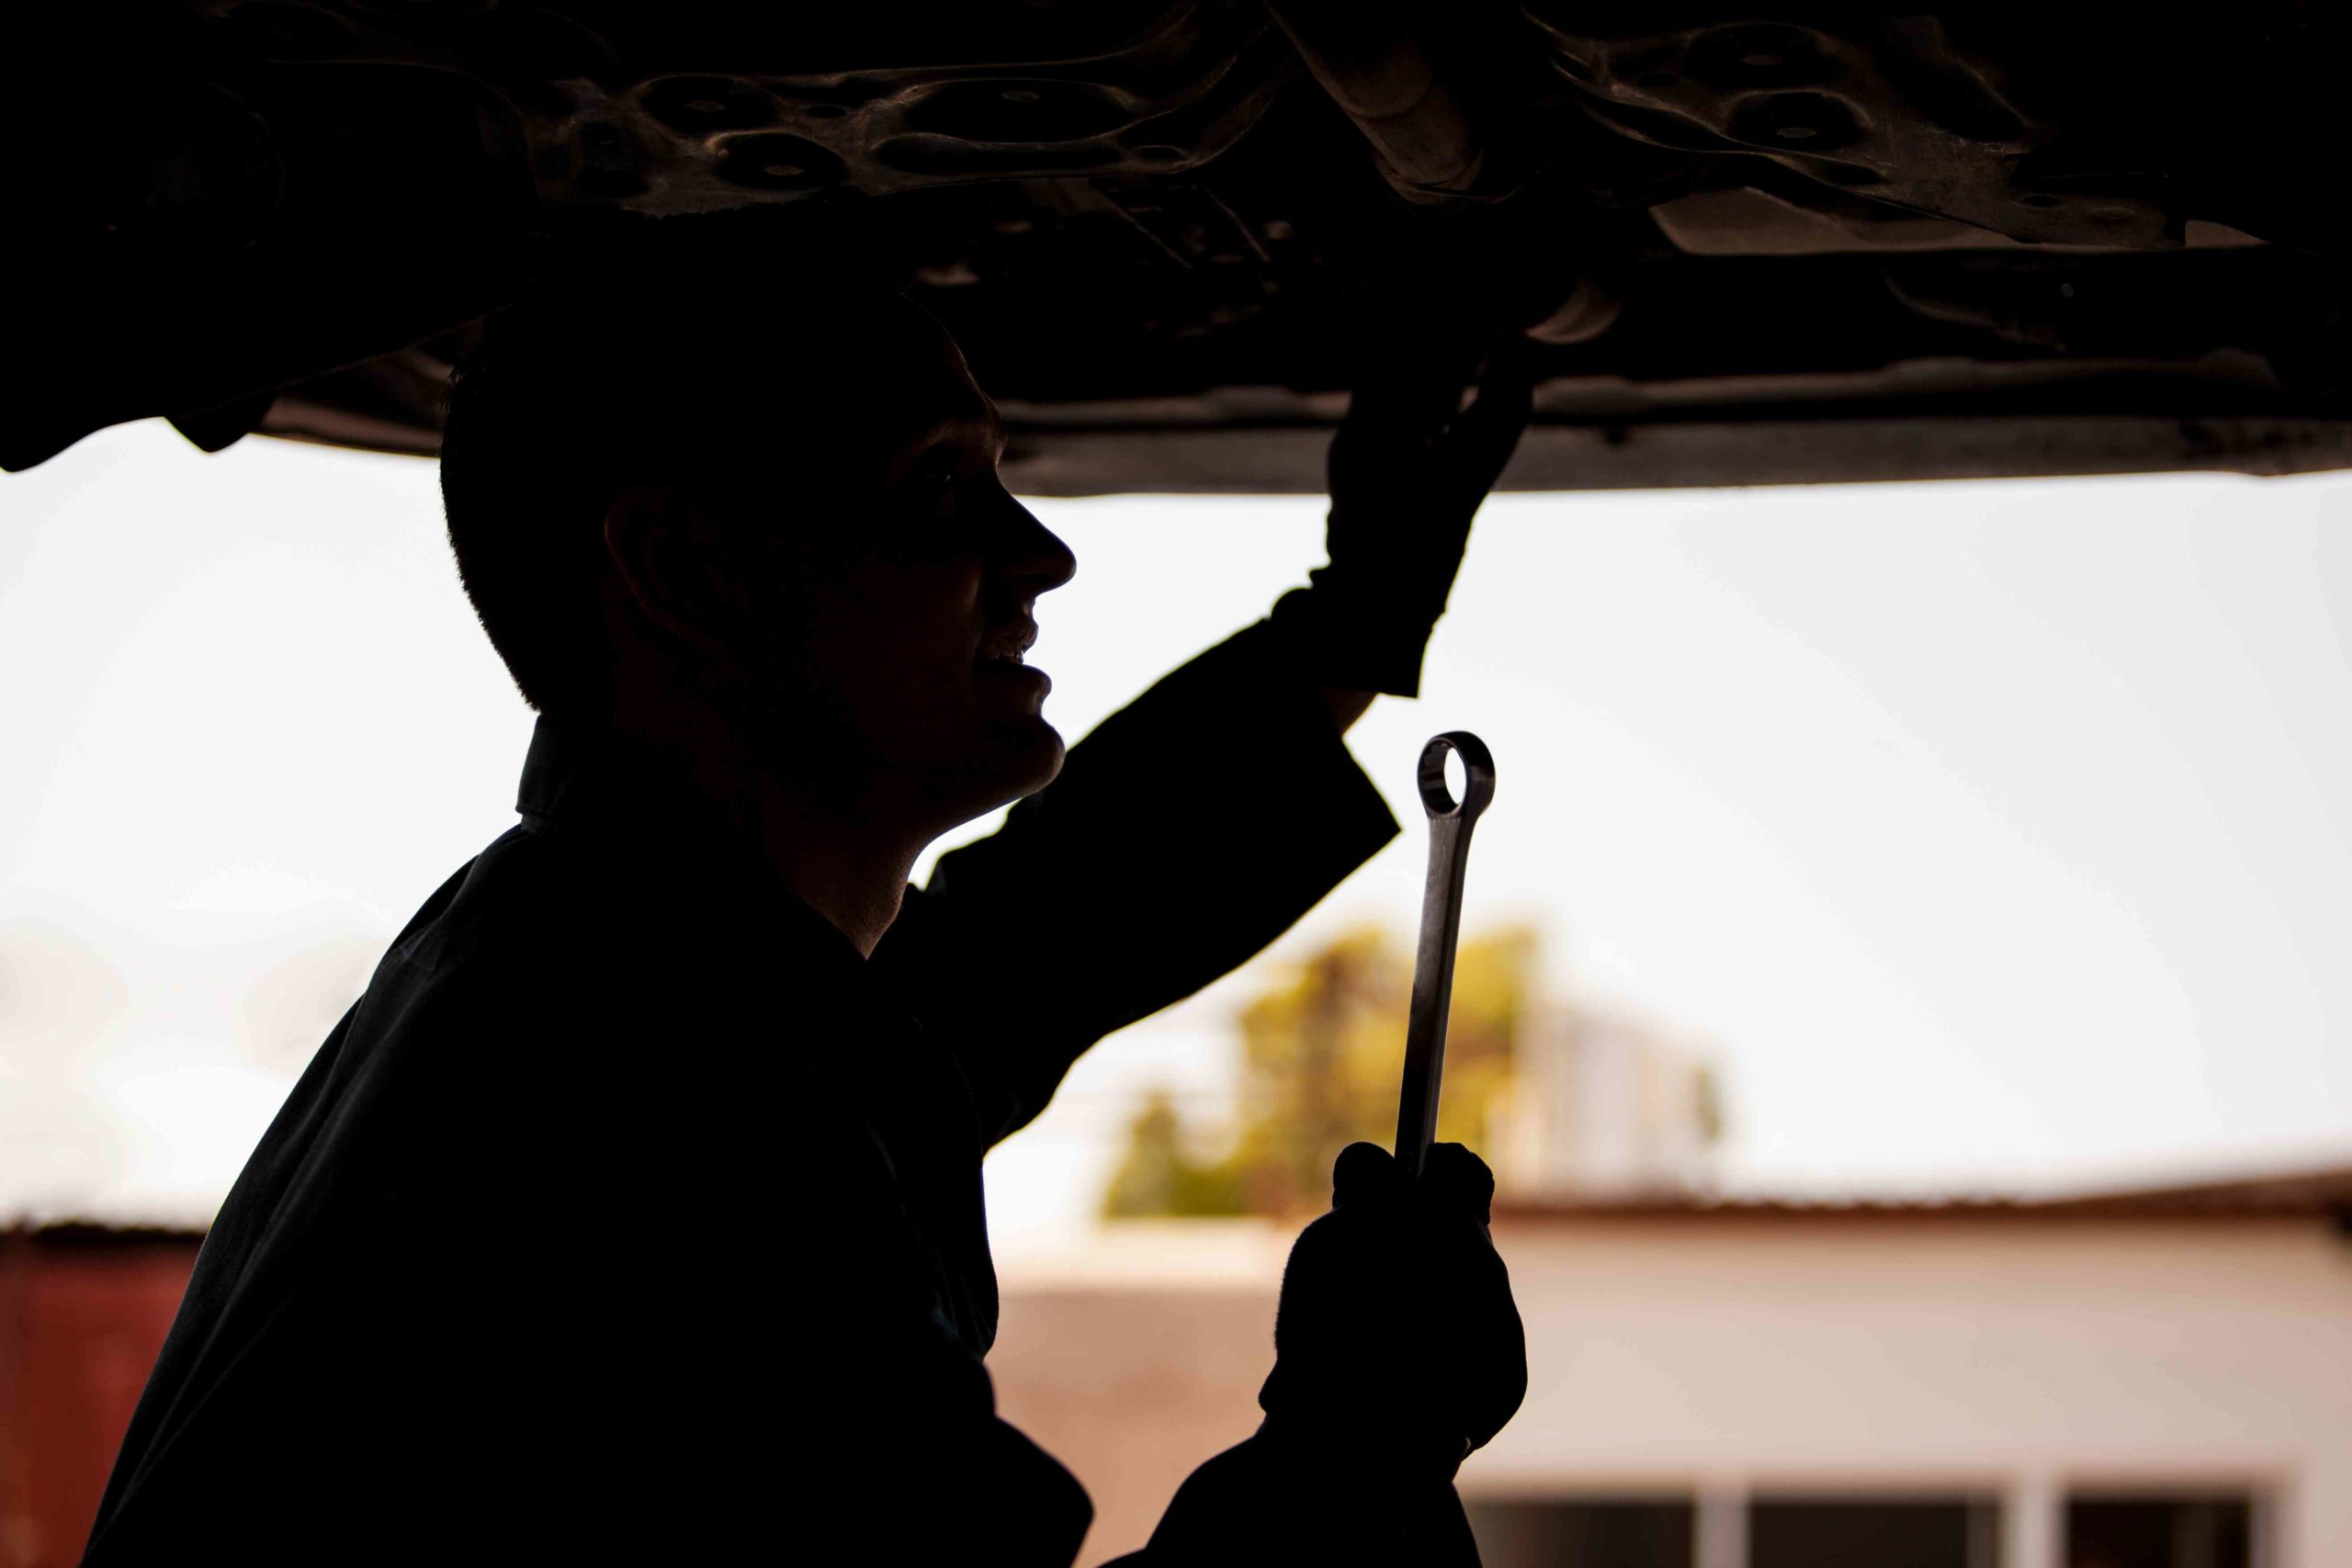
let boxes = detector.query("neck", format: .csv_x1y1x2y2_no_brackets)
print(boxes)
748,790,920,957
600,682,926,959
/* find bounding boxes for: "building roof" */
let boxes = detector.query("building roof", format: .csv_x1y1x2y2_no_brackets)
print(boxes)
12,1166,2352,1252
1492,1164,2352,1226
0,1221,206,1250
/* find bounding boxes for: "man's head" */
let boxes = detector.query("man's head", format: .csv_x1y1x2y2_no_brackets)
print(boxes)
441,220,1076,837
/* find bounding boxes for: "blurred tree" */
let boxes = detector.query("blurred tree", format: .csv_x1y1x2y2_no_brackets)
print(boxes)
1692,1060,1727,1148
1099,1089,1250,1218
1102,925,1538,1219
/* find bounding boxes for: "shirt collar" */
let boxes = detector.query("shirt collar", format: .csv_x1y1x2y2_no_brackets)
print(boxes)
516,713,684,836
513,715,872,980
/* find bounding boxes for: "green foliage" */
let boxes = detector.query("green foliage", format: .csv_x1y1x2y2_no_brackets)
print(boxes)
1101,925,1538,1220
1692,1060,1727,1147
1099,1089,1250,1218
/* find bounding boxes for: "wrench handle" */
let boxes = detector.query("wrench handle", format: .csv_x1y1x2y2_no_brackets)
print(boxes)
1394,731,1496,1179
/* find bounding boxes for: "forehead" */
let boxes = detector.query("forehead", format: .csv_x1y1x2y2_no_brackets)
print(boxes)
888,315,991,431
770,290,981,420
663,288,991,491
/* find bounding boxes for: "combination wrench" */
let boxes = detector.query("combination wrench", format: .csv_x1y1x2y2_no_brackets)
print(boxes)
1393,730,1497,1179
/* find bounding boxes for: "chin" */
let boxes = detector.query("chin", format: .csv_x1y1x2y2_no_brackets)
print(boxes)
918,716,1066,829
989,715,1067,800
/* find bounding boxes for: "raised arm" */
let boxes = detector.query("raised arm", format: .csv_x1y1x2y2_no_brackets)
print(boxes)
875,346,1532,1145
878,615,1401,1145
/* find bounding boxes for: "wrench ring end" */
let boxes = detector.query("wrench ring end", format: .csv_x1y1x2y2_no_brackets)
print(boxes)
1417,731,1496,822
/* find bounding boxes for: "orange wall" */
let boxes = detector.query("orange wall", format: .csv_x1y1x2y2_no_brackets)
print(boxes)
0,1233,199,1568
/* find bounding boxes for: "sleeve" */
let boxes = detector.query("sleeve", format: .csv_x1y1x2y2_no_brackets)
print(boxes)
875,617,1400,1145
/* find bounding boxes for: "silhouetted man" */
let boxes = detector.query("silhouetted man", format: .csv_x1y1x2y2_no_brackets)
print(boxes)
84,225,1529,1565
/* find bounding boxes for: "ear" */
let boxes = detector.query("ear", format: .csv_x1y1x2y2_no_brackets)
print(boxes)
601,483,737,658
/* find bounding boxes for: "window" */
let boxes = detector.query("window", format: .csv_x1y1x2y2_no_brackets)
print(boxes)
1470,1488,2266,1568
2068,1495,2255,1568
1749,1495,2001,1568
1467,1498,1693,1568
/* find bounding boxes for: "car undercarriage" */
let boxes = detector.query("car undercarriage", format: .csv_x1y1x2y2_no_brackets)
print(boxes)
15,2,2352,491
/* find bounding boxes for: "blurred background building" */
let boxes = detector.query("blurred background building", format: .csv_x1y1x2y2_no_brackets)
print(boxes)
1011,932,2351,1565
1490,999,1724,1201
995,1166,2352,1567
10,1167,2346,1568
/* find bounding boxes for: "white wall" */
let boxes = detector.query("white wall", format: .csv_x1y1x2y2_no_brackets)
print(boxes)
991,1215,2352,1565
1469,1216,2352,1565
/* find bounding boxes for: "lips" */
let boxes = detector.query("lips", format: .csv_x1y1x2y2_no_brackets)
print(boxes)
977,620,1049,701
977,620,1038,665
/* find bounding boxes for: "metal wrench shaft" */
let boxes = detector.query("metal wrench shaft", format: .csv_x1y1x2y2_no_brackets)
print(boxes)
1394,731,1497,1179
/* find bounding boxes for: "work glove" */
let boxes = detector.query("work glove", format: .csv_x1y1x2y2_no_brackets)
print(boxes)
1272,345,1533,699
1260,1140,1526,1470
1136,1143,1525,1566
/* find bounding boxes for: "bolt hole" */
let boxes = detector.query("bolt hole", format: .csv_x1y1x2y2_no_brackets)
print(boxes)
1743,51,1783,67
1730,90,1860,153
763,164,803,178
684,98,725,114
1001,87,1040,104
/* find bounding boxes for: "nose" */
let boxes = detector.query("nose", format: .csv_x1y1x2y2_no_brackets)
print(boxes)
992,494,1077,598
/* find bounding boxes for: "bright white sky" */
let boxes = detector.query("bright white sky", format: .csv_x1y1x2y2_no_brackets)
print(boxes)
5,421,2349,1239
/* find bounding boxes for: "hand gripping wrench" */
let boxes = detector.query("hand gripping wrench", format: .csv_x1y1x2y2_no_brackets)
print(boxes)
1394,731,1497,1179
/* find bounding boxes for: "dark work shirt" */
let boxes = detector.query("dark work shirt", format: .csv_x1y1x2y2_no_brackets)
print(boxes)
84,620,1397,1565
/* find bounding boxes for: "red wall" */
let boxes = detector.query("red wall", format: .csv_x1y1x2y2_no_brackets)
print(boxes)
0,1231,200,1568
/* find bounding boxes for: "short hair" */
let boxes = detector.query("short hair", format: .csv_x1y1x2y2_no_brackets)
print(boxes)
440,211,907,716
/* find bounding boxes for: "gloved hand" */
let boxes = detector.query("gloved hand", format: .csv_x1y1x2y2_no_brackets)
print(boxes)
1272,344,1533,699
1135,1143,1525,1565
1258,1140,1527,1475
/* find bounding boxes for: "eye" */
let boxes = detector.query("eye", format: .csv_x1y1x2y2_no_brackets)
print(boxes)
900,446,966,513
